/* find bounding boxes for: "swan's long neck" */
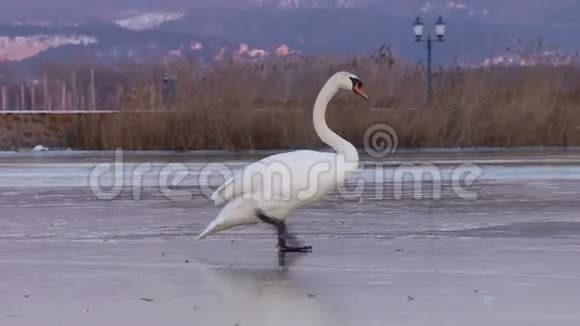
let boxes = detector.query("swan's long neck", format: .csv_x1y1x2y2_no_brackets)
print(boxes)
313,80,359,164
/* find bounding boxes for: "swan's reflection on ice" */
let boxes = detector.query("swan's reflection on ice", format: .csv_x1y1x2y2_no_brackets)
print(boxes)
197,254,336,326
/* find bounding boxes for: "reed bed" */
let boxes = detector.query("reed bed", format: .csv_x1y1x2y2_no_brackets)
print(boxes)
58,50,580,150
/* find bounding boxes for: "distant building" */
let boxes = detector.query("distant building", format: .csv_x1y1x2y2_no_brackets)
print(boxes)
482,50,576,67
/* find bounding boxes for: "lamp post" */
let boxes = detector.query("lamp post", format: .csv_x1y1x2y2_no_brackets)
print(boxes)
414,16,446,102
162,76,176,109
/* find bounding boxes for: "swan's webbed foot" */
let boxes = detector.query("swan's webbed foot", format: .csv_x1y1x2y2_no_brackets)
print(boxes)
257,212,312,254
278,244,313,253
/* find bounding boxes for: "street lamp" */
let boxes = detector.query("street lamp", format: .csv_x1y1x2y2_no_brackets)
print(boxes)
435,16,446,41
413,17,424,42
413,16,446,102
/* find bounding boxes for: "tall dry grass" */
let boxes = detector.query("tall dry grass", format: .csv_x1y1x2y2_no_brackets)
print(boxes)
69,50,580,150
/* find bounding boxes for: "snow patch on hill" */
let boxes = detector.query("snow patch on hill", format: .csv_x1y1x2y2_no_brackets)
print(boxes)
250,0,364,9
421,1,489,17
114,12,185,31
0,35,97,62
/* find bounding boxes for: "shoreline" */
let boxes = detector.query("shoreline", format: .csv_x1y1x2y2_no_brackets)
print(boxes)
2,147,580,166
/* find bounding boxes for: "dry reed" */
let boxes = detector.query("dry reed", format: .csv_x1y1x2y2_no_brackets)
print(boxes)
64,50,580,150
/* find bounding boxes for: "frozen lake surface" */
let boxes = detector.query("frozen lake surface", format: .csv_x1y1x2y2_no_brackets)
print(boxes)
1,150,580,326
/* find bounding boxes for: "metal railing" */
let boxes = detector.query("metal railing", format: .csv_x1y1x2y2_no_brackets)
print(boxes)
1,70,177,112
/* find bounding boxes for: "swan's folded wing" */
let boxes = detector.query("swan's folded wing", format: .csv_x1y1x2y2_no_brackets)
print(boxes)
210,151,338,206
210,161,264,206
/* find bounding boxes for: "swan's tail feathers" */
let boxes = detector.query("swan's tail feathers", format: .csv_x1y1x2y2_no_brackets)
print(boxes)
197,198,259,240
197,219,222,240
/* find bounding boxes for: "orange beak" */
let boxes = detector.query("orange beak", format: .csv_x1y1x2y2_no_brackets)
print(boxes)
353,84,368,101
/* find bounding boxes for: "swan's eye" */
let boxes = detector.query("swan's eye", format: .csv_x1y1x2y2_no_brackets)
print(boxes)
349,77,361,88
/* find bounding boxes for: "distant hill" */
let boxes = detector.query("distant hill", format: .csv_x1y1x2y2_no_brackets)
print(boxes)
1,1,580,74
159,7,574,62
0,22,230,72
2,0,579,25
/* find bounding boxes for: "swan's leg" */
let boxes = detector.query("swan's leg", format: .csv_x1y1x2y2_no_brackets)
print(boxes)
256,213,312,253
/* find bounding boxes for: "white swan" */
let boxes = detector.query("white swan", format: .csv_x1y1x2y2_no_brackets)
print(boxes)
198,71,368,252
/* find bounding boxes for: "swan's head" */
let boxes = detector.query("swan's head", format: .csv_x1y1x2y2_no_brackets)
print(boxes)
332,71,368,101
